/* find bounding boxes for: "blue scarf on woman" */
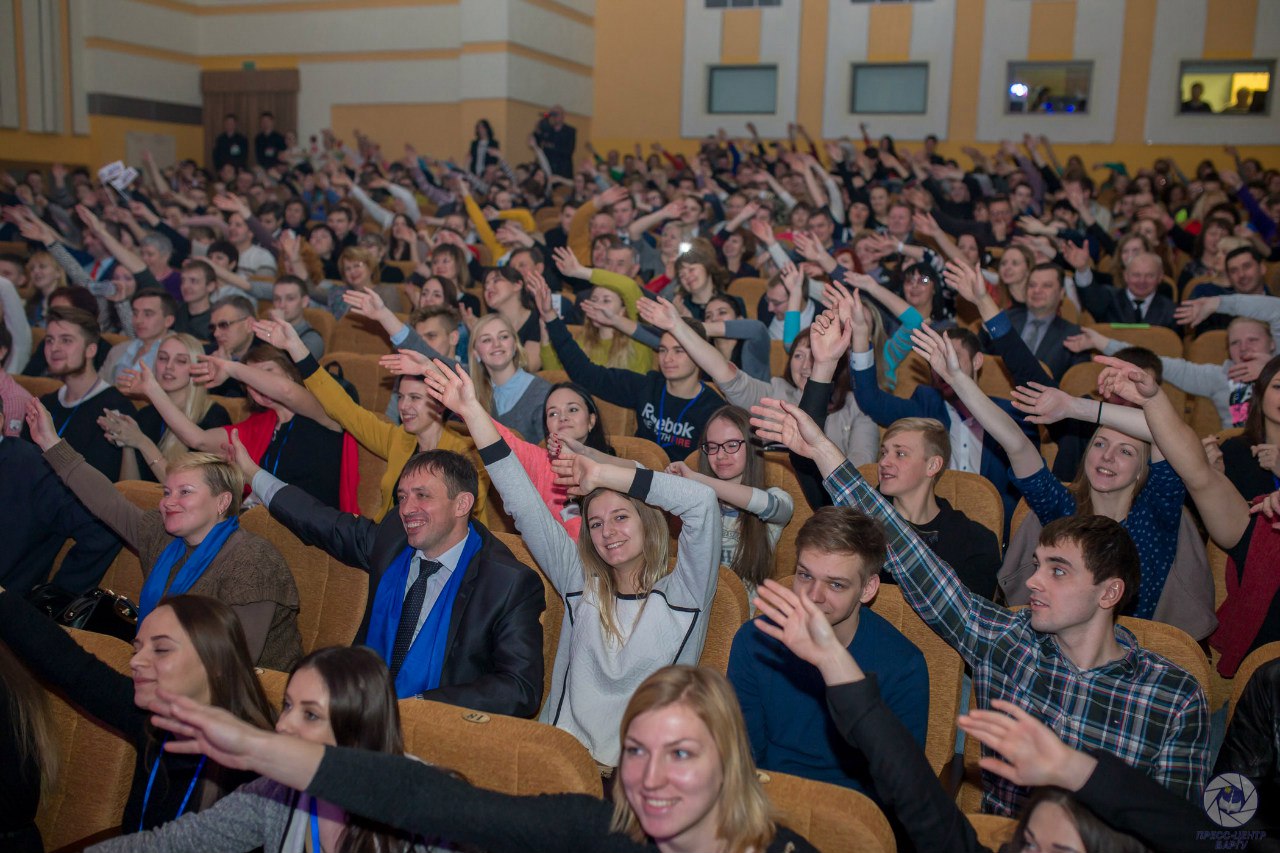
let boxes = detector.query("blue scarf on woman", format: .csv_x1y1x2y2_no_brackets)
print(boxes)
368,524,480,698
137,517,241,624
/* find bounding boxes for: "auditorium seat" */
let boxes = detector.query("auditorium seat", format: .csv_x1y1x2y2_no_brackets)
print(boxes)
968,813,1017,849
728,276,768,320
769,339,788,376
1207,541,1229,610
493,531,564,712
210,394,251,423
15,374,62,398
398,699,602,797
1059,362,1188,418
256,666,290,708
323,351,395,414
1184,329,1227,365
355,441,389,520
609,435,671,472
1086,323,1183,359
756,768,896,853
697,566,750,676
302,307,336,353
35,629,136,853
1227,641,1280,723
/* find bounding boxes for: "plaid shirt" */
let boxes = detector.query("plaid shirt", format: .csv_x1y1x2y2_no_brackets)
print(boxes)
824,460,1210,816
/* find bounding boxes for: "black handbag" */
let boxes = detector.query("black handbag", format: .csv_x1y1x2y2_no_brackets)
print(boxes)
27,583,138,642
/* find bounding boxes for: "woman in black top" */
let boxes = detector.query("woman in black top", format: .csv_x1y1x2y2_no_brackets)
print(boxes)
1219,355,1280,502
0,591,273,836
143,664,819,853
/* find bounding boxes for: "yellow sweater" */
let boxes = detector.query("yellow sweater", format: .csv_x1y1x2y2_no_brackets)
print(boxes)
304,366,491,524
539,268,652,374
463,195,538,263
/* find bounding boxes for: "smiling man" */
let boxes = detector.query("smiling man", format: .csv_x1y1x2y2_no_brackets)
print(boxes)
727,507,928,796
243,448,544,717
99,288,177,385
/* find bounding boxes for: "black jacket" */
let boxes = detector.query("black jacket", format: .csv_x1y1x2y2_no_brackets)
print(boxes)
1079,284,1178,330
1000,306,1087,381
1215,659,1280,840
267,484,546,718
0,436,121,595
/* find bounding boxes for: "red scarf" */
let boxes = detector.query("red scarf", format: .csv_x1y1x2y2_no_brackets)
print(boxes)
225,411,360,514
1210,508,1280,676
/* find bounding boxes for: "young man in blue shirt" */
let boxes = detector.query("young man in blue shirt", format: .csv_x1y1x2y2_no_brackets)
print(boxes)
727,507,929,796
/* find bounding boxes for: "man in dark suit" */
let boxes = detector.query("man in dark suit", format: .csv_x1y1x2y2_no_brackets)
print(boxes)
0,395,121,596
1002,263,1087,381
1077,252,1177,330
235,442,545,717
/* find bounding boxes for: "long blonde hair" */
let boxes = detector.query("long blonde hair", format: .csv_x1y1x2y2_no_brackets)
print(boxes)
468,313,525,413
577,488,670,643
611,666,775,853
0,641,59,796
157,333,216,461
1067,425,1152,516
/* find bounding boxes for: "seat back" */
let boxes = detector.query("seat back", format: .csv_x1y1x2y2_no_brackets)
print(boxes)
330,312,395,355
1059,362,1188,416
969,813,1018,850
1227,641,1280,723
256,666,290,709
323,351,395,415
35,629,138,852
769,339,788,377
1207,541,1229,610
238,506,368,652
698,566,750,675
398,699,602,797
756,769,896,853
302,307,336,353
857,464,1004,548
493,531,564,710
210,394,251,424
15,374,62,397
355,441,390,520
1184,329,1228,365
1117,615,1214,703
1087,323,1184,358
609,435,671,472
99,481,166,600
729,276,769,320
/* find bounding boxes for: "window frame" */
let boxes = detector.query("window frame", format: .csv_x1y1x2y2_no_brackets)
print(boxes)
849,62,930,115
1004,59,1095,116
1176,58,1275,117
706,64,780,115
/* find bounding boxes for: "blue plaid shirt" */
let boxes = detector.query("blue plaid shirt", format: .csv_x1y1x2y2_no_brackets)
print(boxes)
823,460,1210,816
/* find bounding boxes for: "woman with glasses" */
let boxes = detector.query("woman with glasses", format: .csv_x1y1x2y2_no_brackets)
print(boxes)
665,405,793,605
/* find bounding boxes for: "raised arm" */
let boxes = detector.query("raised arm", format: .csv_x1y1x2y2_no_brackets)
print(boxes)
1099,356,1250,549
77,205,146,274
637,294,737,385
911,325,1042,478
118,361,225,453
191,346,340,433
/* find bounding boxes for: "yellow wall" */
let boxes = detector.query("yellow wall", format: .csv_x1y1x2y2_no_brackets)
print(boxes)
0,116,205,170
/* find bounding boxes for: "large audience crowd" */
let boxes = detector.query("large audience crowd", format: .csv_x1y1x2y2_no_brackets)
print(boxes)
1,102,1279,853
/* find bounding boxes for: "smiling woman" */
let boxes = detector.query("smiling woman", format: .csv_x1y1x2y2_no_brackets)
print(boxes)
23,396,301,669
0,590,274,836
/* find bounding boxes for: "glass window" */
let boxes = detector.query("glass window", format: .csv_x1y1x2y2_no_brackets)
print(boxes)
707,65,778,114
1178,60,1273,115
1006,61,1093,114
851,63,929,114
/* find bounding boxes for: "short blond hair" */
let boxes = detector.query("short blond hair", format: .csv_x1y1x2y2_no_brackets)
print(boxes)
882,417,950,482
168,452,244,518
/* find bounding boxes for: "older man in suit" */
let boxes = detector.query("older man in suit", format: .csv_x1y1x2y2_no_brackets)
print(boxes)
1003,264,1088,381
235,443,546,717
1077,252,1177,330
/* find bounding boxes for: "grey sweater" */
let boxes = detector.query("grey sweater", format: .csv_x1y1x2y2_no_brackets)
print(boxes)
482,441,721,765
88,777,445,853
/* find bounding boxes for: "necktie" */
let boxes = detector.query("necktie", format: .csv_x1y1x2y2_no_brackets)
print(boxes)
1021,318,1046,353
1130,298,1145,322
389,557,443,677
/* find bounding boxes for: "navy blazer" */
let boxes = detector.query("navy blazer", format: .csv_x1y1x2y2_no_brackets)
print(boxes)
268,484,546,718
0,437,121,595
998,307,1087,381
851,365,1037,528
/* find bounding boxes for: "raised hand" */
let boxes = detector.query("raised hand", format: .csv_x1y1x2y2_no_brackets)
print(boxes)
958,700,1095,792
1252,443,1280,476
1250,490,1280,531
749,397,827,460
418,360,477,414
147,691,265,771
1228,355,1268,385
97,409,145,449
190,354,233,388
578,297,621,330
24,398,60,451
523,269,557,321
752,579,846,669
1173,296,1220,328
809,309,851,365
278,230,301,259
791,230,826,262
222,427,262,482
121,361,164,401
1094,355,1159,405
664,460,693,478
911,211,939,238
910,324,960,383
748,216,776,246
1202,435,1225,474
553,246,590,280
779,261,804,297
1010,383,1074,425
341,286,389,320
942,259,984,305
1060,238,1091,271
635,294,681,332
378,348,436,377
1062,327,1108,354
75,204,103,233
549,452,604,496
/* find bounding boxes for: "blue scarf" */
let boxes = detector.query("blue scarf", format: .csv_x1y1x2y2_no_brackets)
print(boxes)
368,525,479,698
138,517,241,624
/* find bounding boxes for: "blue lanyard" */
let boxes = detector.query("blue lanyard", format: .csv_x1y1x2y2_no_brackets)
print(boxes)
138,736,207,831
309,797,322,853
264,418,297,475
56,395,89,438
656,383,705,449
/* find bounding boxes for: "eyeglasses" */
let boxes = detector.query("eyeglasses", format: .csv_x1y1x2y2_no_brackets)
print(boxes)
701,439,746,456
211,317,250,332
